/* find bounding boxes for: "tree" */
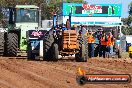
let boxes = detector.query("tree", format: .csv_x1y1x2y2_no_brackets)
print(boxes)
128,1,132,15
0,0,85,20
42,0,85,19
127,1,132,26
122,1,132,35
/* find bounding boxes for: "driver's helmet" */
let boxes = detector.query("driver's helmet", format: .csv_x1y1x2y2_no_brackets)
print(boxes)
24,10,30,17
26,13,30,18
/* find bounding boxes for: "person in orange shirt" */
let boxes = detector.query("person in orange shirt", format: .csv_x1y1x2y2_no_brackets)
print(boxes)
100,31,108,58
87,29,95,58
107,32,114,56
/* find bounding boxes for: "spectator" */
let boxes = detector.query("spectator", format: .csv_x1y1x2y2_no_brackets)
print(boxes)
107,32,114,56
97,28,103,57
82,26,87,36
100,31,108,58
79,25,87,36
87,29,95,58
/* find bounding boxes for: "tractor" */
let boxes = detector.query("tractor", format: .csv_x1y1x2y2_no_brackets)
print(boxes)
0,5,46,58
43,14,88,62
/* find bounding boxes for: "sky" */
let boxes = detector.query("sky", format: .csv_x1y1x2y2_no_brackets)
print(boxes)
85,0,132,18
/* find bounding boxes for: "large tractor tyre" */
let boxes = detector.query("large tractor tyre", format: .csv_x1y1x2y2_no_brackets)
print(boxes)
75,44,88,62
75,36,88,62
0,32,5,56
27,43,35,60
43,33,54,61
6,33,18,57
52,43,59,61
77,36,88,62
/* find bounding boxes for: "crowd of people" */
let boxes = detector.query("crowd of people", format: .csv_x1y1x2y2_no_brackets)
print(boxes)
78,26,115,58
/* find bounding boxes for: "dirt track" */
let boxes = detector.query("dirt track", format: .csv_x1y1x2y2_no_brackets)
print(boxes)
0,57,132,88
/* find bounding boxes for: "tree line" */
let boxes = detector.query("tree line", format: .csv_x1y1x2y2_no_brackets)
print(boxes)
0,0,85,20
121,1,132,35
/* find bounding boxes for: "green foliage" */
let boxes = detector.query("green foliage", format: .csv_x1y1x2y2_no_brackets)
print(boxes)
128,2,132,15
0,0,85,20
122,26,132,35
121,17,132,35
121,1,132,35
127,15,132,25
122,17,132,26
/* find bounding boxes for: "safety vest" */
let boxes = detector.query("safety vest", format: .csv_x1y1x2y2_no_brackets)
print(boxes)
107,36,114,46
87,34,95,43
101,36,107,45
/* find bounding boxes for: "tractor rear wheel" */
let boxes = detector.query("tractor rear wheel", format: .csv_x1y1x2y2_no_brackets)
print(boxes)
43,33,54,61
7,33,18,56
53,43,59,61
0,32,5,56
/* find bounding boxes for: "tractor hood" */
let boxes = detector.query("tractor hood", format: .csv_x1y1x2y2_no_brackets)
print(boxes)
15,23,38,50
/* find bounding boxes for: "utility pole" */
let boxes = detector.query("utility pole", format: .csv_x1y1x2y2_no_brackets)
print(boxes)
39,3,45,28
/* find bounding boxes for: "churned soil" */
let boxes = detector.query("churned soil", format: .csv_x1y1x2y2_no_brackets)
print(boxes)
0,57,131,88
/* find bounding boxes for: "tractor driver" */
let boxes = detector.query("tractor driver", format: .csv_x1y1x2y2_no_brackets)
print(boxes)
53,21,62,39
55,21,62,35
22,10,31,22
55,21,61,31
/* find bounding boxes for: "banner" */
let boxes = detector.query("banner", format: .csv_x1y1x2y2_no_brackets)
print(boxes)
63,3,122,17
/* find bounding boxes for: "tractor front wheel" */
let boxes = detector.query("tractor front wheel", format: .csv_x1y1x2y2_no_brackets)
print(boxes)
27,42,35,60
75,44,88,62
43,33,54,61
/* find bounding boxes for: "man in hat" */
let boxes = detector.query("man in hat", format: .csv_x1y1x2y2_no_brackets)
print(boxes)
97,28,103,57
107,32,114,56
